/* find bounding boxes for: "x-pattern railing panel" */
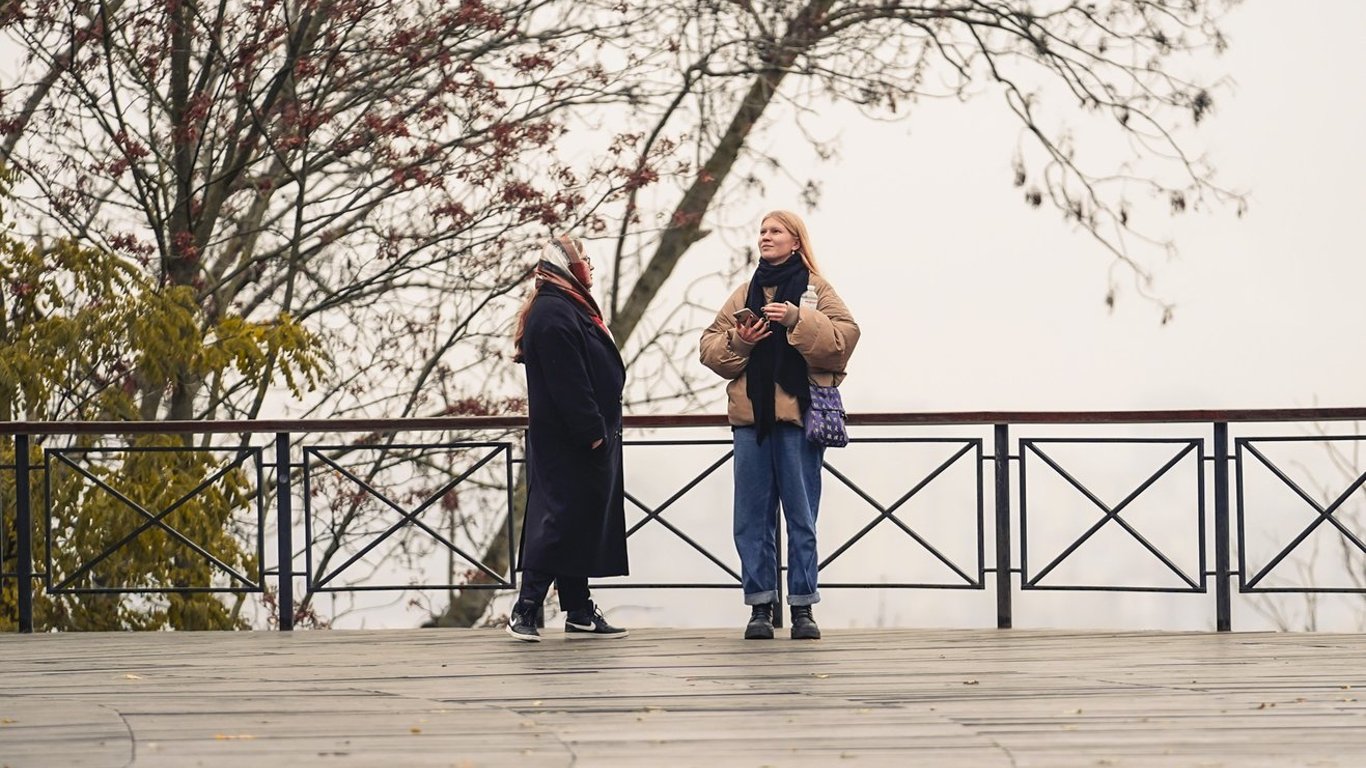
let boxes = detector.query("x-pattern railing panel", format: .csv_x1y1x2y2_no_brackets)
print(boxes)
303,442,515,592
1020,438,1206,592
818,438,985,589
611,438,986,591
614,439,741,588
1235,436,1366,592
43,446,265,593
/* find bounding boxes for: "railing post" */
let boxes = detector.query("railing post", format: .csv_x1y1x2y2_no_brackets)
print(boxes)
1213,422,1232,632
773,515,784,629
15,434,33,633
275,433,294,631
994,423,1012,629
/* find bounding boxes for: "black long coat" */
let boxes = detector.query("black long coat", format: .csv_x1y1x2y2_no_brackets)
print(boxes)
518,284,628,577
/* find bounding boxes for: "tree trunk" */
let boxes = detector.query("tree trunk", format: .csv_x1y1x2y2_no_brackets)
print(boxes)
608,66,787,343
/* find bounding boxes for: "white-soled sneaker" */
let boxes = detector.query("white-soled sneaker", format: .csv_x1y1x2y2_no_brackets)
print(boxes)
506,608,541,642
564,602,628,639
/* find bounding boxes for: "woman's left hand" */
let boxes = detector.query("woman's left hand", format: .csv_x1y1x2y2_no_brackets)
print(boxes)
763,302,799,328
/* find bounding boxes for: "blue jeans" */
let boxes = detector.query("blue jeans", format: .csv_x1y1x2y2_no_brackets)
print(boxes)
732,424,824,606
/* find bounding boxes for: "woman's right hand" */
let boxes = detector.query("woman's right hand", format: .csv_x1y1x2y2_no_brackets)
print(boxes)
734,316,772,345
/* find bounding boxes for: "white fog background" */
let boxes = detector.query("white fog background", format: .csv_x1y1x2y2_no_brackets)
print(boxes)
312,2,1366,633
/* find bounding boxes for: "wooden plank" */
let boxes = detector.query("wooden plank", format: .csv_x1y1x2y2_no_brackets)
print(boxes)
3,628,1366,767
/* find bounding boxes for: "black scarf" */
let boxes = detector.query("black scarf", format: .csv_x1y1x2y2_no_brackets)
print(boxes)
744,257,810,443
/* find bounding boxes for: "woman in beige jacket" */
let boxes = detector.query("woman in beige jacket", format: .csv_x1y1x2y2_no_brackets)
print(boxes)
699,210,860,640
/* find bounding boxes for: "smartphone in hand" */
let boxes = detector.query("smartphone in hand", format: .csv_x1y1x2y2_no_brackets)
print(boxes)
733,307,760,325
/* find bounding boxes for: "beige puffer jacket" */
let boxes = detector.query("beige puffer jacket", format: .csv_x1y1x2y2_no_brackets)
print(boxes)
699,273,860,427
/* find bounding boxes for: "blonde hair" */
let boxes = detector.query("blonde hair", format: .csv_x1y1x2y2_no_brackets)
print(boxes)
761,209,821,275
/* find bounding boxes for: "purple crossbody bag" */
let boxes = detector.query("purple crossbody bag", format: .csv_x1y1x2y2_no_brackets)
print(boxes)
805,383,848,448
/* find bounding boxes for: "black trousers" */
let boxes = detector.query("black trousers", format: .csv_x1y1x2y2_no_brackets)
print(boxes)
517,569,591,613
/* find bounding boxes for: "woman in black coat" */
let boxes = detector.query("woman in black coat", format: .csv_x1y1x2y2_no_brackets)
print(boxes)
508,235,628,641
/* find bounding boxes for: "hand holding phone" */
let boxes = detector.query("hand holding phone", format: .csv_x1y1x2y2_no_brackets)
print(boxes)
733,307,760,325
732,306,771,344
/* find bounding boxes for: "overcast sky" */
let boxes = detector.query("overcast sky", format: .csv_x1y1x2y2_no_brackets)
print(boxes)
658,1,1366,418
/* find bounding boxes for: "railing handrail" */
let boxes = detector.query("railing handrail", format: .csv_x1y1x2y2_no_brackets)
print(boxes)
3,406,1366,436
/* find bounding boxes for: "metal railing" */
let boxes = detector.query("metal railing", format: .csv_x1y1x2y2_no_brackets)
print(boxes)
4,408,1366,632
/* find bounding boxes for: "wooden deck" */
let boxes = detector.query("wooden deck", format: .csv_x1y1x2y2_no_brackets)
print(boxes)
3,627,1365,767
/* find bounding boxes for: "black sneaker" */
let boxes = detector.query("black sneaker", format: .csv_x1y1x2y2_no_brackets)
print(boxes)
744,603,774,640
790,605,821,640
506,607,541,642
564,602,628,639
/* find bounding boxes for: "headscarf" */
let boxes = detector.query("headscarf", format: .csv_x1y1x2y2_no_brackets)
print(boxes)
513,236,612,361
